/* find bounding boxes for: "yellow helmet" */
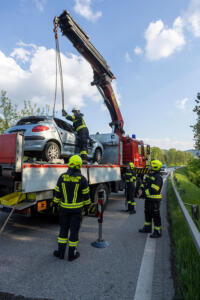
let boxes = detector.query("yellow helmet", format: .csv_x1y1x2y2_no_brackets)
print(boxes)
151,160,162,171
68,155,82,169
129,162,134,169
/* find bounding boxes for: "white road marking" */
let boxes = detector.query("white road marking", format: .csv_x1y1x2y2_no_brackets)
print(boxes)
133,236,156,300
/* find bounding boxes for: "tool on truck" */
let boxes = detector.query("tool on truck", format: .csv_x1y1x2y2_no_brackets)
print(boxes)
53,10,150,169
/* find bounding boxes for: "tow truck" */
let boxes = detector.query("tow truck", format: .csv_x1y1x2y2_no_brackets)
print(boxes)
0,11,150,219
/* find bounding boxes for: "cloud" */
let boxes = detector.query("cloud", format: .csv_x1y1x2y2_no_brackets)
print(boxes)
0,43,103,113
145,17,185,61
33,0,46,12
175,97,189,110
143,137,193,151
10,48,31,63
125,52,133,63
185,0,200,37
73,0,102,22
134,46,143,55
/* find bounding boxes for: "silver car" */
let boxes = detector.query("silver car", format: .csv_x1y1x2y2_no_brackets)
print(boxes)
6,116,103,163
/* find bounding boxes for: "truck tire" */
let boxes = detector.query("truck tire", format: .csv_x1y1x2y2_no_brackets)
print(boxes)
90,184,109,210
93,148,102,164
43,142,61,161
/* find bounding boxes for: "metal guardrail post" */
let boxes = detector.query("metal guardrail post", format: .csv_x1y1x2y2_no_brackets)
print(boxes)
171,172,200,255
91,190,109,248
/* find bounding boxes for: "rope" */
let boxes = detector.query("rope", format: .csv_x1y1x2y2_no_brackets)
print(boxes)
53,23,65,116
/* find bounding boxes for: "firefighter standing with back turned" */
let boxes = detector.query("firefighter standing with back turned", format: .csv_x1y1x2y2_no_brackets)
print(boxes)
52,155,91,260
125,162,136,214
138,160,163,238
62,108,89,161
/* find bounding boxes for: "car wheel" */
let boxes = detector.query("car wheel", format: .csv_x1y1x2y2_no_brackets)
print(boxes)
43,142,61,161
93,148,102,164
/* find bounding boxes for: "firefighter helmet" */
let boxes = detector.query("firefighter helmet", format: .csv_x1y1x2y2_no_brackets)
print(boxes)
72,106,80,113
151,160,162,171
129,162,134,169
68,155,82,169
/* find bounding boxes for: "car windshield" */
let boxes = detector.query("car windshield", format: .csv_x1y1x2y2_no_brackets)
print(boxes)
16,116,50,125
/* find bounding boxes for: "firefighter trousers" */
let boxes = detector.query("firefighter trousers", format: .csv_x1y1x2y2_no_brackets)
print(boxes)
144,199,161,227
77,127,89,159
58,208,82,248
126,183,136,211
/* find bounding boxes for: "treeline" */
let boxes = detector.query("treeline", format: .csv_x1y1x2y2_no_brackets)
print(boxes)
150,147,193,167
0,90,50,134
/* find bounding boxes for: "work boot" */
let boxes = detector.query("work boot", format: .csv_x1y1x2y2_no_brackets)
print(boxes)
150,230,162,238
138,225,152,233
130,208,136,214
125,204,131,212
53,244,66,259
68,247,80,262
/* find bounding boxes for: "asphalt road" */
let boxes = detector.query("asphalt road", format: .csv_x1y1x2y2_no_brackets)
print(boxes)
0,175,174,300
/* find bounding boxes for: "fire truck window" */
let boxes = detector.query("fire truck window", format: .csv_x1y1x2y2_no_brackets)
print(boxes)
138,145,144,156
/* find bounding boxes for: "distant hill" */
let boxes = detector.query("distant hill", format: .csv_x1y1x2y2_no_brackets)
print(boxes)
185,149,200,157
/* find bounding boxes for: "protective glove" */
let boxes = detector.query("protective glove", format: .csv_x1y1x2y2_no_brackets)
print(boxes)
62,109,67,116
52,202,59,214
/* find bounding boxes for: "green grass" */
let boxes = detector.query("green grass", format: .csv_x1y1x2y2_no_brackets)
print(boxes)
168,172,200,300
172,167,200,229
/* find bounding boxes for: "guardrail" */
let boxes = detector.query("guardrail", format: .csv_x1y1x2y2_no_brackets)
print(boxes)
170,172,200,255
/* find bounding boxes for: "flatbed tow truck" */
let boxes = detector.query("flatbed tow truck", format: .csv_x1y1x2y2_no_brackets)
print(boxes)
0,11,150,219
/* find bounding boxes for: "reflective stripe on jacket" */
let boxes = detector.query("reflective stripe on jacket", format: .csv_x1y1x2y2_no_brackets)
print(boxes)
65,113,87,132
53,168,91,210
125,169,136,183
143,172,163,200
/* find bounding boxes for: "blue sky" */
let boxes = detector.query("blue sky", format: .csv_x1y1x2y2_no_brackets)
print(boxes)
0,0,200,150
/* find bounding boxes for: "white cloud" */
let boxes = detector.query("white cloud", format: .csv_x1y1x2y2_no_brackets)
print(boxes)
175,97,189,110
134,46,143,55
185,0,200,37
145,17,185,61
74,0,102,22
10,48,31,63
125,52,133,63
143,137,193,151
33,0,46,12
0,43,103,113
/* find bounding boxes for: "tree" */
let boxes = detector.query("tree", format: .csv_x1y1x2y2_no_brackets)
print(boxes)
0,90,19,133
0,90,50,134
191,93,200,150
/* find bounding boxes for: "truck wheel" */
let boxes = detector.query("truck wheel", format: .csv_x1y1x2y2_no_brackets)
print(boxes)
43,142,60,162
90,184,109,210
93,148,102,164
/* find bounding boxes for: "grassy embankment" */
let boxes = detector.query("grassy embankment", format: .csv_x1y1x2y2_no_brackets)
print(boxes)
168,167,200,300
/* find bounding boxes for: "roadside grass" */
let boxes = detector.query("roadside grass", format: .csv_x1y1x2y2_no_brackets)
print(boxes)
172,167,200,229
168,172,200,300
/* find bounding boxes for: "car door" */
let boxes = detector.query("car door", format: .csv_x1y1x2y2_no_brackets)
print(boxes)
54,118,76,155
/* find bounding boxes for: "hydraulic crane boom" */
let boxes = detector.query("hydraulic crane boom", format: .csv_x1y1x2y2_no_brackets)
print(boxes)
54,10,124,137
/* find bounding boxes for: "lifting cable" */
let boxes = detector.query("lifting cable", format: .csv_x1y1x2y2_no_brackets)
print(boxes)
53,22,65,116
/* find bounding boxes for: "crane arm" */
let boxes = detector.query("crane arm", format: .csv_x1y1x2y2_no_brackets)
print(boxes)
54,10,124,136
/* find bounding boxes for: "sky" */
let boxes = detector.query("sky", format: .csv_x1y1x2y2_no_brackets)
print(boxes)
0,0,200,151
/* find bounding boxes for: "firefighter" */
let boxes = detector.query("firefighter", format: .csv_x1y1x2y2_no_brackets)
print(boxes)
62,108,89,161
125,162,136,214
138,160,163,238
53,155,91,260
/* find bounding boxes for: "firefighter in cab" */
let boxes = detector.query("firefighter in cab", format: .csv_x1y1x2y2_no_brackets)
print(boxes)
53,155,91,260
125,162,137,214
138,160,163,238
62,107,89,161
